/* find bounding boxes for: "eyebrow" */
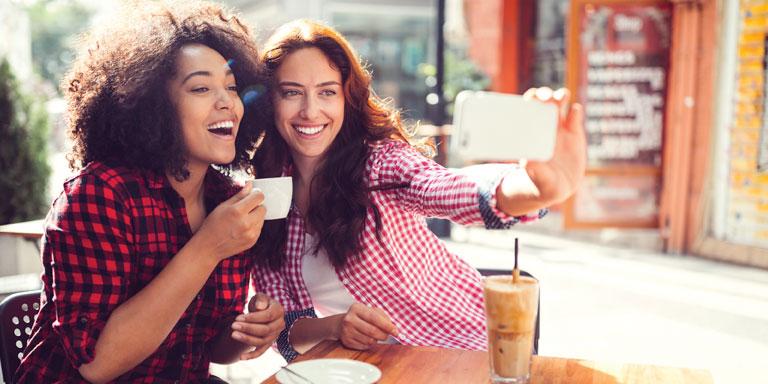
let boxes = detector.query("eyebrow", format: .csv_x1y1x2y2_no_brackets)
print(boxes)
181,68,234,84
278,80,342,88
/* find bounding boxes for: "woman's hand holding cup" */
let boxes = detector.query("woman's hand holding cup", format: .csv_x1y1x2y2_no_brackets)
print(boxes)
196,181,266,262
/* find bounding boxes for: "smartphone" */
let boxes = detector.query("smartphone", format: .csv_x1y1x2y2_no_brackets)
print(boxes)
450,91,558,162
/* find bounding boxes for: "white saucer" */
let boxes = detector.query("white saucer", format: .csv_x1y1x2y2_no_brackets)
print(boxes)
275,358,382,384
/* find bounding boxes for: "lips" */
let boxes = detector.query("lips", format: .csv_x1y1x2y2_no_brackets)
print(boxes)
293,124,325,136
208,120,235,137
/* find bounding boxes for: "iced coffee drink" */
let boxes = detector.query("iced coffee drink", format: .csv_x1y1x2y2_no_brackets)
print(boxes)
483,275,539,383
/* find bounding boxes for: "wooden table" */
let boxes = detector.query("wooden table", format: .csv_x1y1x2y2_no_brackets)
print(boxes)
263,341,713,384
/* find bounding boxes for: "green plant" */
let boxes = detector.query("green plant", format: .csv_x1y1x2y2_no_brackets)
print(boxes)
418,48,491,119
26,0,93,91
0,58,51,224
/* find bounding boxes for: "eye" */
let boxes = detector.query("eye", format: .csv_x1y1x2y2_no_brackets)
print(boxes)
320,89,337,96
227,84,238,92
191,87,209,93
281,89,302,98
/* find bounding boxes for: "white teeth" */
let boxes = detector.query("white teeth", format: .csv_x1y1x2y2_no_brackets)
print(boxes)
295,125,324,135
207,121,234,130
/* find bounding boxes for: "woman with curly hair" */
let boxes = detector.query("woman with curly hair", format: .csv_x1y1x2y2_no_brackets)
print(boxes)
250,19,585,361
15,1,284,382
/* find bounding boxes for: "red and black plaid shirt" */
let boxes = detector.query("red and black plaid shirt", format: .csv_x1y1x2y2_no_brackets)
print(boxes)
15,162,251,383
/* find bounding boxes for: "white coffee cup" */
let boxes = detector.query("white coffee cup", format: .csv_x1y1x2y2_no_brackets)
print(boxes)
251,176,292,220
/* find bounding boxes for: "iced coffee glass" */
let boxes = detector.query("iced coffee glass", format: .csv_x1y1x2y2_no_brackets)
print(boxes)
483,275,539,383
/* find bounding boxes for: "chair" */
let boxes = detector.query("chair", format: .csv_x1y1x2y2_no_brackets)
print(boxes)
477,269,540,354
0,290,40,384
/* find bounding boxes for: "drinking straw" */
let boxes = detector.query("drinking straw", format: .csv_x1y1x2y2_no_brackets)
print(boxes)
513,237,520,283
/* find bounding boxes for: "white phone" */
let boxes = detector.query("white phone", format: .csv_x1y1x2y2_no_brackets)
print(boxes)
450,90,558,162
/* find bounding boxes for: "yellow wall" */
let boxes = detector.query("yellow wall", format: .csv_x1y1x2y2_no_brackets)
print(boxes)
727,1,768,247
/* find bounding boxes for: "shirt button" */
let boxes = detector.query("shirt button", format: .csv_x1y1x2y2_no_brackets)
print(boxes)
181,354,187,360
185,323,192,329
196,294,202,300
78,317,88,326
342,279,349,284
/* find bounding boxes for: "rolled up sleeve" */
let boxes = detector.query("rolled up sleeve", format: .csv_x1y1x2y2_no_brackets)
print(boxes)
252,264,315,361
464,163,548,229
47,174,134,368
370,141,546,227
277,308,317,362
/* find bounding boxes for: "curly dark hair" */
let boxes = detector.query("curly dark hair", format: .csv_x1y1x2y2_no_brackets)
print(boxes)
63,0,266,179
252,19,433,271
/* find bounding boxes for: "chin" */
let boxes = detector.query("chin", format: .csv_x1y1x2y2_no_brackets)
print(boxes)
214,153,237,165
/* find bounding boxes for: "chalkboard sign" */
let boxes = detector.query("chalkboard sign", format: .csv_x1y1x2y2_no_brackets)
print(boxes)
565,0,671,228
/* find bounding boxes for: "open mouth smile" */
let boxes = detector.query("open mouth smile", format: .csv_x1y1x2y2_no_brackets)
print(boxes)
207,120,235,137
293,124,326,137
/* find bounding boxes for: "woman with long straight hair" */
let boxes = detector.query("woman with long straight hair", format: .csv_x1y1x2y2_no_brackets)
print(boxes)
251,19,585,361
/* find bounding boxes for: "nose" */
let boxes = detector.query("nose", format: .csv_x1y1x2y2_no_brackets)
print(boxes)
215,88,235,110
299,94,319,120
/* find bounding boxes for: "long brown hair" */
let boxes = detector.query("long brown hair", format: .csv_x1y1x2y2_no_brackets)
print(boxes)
252,19,431,270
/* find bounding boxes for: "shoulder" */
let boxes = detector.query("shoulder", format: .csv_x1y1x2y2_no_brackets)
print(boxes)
367,139,430,169
63,162,150,199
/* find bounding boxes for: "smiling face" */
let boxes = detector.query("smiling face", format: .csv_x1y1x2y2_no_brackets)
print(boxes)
273,47,345,169
167,44,244,172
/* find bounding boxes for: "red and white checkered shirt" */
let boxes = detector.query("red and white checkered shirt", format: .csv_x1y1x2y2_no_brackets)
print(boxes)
252,140,545,360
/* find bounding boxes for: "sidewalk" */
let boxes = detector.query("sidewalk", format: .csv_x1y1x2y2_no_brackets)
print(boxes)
453,226,768,384
215,224,768,383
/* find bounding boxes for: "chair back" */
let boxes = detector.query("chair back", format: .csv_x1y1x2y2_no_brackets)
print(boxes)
0,291,40,384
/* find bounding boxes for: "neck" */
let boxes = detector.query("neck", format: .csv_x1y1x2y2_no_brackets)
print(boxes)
292,155,322,188
167,163,207,202
291,154,323,216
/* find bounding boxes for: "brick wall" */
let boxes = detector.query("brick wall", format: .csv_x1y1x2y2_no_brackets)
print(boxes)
726,1,768,247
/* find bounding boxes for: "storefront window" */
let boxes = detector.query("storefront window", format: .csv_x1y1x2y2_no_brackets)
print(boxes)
332,12,434,121
564,0,671,228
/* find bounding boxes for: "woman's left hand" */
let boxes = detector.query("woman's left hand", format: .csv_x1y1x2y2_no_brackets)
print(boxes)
231,293,285,360
520,87,586,205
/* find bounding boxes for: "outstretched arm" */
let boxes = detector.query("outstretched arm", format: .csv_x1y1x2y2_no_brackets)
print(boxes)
496,88,586,216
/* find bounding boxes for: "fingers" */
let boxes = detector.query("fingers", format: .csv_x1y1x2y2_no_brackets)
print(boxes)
355,305,398,337
248,293,271,312
535,87,553,100
341,326,377,350
229,181,253,203
235,187,266,213
231,304,286,360
340,303,398,348
566,103,584,133
553,88,571,121
351,317,390,341
240,344,271,360
242,299,284,323
524,87,573,126
523,88,536,100
232,323,271,343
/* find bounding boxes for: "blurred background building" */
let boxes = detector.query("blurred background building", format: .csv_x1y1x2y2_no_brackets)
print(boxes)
231,0,440,123
461,0,768,269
